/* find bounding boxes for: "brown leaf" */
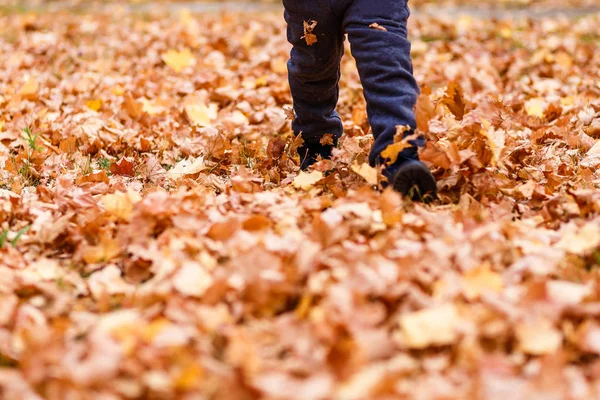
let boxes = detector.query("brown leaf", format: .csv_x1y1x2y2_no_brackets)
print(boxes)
369,22,388,32
415,86,436,133
441,81,466,120
398,304,459,349
110,158,135,177
302,20,318,46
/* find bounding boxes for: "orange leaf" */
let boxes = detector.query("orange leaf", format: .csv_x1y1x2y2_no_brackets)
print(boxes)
82,237,121,264
441,81,466,120
110,158,135,177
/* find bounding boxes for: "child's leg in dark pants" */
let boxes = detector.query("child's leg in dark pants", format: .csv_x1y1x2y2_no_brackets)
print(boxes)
283,0,345,169
342,0,421,172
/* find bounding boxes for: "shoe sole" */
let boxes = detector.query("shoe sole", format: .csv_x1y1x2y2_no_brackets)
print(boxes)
392,161,438,203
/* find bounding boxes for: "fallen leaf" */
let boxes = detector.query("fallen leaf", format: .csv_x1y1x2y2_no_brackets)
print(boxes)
100,190,141,221
86,99,102,112
123,94,144,119
185,101,218,127
525,98,547,118
292,170,323,190
161,48,195,73
18,77,39,100
463,263,503,300
441,81,466,120
398,304,459,349
546,280,591,306
167,157,206,179
351,163,378,185
173,261,213,297
82,237,122,264
110,158,135,177
516,319,562,355
556,222,600,255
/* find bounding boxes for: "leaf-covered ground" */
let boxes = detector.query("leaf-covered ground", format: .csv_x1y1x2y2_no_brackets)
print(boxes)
1,6,600,400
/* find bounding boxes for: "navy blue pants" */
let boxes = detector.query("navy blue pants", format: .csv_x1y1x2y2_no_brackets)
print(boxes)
284,0,422,171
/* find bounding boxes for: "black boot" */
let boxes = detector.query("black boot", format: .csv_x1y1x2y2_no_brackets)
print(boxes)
298,141,337,170
386,160,437,203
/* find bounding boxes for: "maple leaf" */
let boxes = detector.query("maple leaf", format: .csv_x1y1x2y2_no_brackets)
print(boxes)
302,20,318,46
167,157,206,180
398,304,459,349
161,48,195,73
414,86,436,133
185,101,218,127
81,237,121,264
292,170,323,190
123,93,144,119
100,190,141,221
516,319,562,355
110,158,135,177
283,106,296,121
173,261,213,298
351,162,378,185
320,134,335,146
86,99,102,112
380,141,412,165
555,222,600,255
462,263,503,300
18,77,39,100
441,81,466,120
525,98,547,118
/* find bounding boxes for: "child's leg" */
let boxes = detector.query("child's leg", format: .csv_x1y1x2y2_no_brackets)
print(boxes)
283,0,345,169
342,0,421,170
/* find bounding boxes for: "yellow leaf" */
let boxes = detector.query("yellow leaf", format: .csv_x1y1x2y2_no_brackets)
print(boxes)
295,293,313,319
525,98,547,118
463,263,503,300
255,75,268,87
100,190,141,221
173,261,214,297
555,51,573,69
167,157,206,179
141,97,170,115
185,102,218,127
556,222,600,255
141,318,171,343
86,99,102,112
516,319,562,355
560,96,574,107
292,170,323,190
351,162,378,185
18,77,39,100
499,27,512,39
82,237,121,264
161,48,194,73
112,85,125,96
398,304,459,349
381,141,412,165
174,363,204,390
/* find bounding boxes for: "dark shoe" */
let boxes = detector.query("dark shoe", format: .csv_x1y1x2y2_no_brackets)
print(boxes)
298,141,337,170
390,160,437,203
